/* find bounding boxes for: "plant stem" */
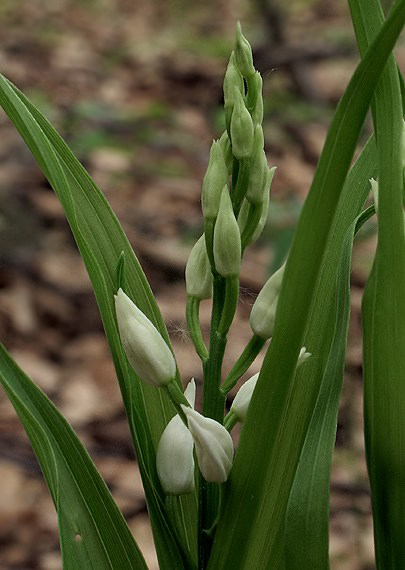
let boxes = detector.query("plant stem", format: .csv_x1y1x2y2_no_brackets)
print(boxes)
198,274,228,568
186,296,209,362
221,334,265,394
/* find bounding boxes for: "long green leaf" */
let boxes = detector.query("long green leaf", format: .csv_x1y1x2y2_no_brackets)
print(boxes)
0,77,197,568
351,0,405,567
285,206,374,569
0,344,148,569
208,3,405,568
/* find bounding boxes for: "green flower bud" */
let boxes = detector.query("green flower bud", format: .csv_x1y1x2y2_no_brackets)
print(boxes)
156,380,196,495
213,186,241,277
230,90,254,159
181,405,234,483
246,125,267,204
298,347,312,366
249,262,285,339
234,21,255,79
230,372,259,423
185,234,213,300
238,166,275,245
230,346,311,423
114,288,176,386
218,130,233,175
201,140,229,220
250,72,264,125
223,51,244,111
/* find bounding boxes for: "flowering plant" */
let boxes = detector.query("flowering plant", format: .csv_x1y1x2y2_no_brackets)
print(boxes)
0,2,405,568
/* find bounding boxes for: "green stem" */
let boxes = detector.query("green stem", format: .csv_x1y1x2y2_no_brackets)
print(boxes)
218,276,239,336
221,334,265,394
165,381,190,426
198,274,228,568
186,296,209,362
224,410,238,431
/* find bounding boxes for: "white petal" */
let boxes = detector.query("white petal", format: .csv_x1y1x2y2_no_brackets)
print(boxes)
182,406,233,483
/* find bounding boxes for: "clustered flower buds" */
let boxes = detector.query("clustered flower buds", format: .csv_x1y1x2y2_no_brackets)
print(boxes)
156,380,196,495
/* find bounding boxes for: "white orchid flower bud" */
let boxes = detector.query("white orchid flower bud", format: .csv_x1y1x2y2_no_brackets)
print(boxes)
181,406,234,483
114,288,176,387
185,234,213,300
231,347,311,424
298,346,312,366
156,380,196,495
249,263,285,339
230,372,259,423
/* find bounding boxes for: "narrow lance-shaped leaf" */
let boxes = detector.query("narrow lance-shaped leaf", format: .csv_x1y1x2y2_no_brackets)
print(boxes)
0,344,148,570
208,3,405,568
351,0,405,567
285,206,375,569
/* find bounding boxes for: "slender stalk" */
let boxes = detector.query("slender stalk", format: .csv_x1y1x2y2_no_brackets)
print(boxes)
221,334,265,394
232,158,251,216
186,296,209,362
198,274,228,568
218,276,239,336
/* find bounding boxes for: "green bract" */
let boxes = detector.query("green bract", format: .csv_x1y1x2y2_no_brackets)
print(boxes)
213,186,241,277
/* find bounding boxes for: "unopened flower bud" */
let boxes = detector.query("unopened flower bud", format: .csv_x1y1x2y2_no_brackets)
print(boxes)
201,140,229,220
218,130,233,175
181,406,234,483
250,72,264,125
298,346,312,366
250,263,285,339
234,21,255,79
230,90,254,160
370,178,378,212
156,380,196,495
231,346,311,424
230,372,259,422
224,51,244,111
213,186,241,277
185,235,213,300
114,288,176,386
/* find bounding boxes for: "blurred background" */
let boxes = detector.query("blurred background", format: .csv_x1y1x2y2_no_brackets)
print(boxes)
0,0,402,568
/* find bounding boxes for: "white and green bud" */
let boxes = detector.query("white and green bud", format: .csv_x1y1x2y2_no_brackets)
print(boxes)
231,346,311,424
156,380,196,495
246,125,267,204
218,130,233,175
230,90,254,160
234,21,255,79
185,235,213,300
230,372,259,423
248,167,275,244
298,346,312,366
213,186,241,277
201,140,229,220
114,288,176,386
370,177,379,213
249,262,285,339
181,405,234,483
224,51,244,111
